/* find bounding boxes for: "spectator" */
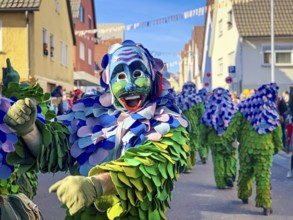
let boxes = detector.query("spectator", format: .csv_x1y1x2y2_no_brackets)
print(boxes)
62,90,69,113
239,93,246,101
230,91,240,106
67,91,74,109
278,91,290,149
50,85,63,115
286,89,293,178
73,89,84,104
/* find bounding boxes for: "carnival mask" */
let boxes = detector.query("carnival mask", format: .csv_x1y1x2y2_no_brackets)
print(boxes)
109,46,152,112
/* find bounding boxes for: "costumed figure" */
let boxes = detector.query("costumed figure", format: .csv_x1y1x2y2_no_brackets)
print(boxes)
201,88,240,189
4,40,190,219
0,59,60,199
196,88,209,164
176,82,200,170
237,83,282,216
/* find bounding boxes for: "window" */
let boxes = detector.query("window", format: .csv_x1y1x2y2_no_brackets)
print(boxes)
276,52,291,64
227,10,233,30
43,28,48,56
88,49,92,65
60,41,63,64
218,19,223,37
218,58,223,75
65,45,68,67
50,34,54,59
80,42,85,60
263,45,293,65
79,6,84,22
0,21,2,52
55,0,60,13
264,52,292,65
88,16,92,29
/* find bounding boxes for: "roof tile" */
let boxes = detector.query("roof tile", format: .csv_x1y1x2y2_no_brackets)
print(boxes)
69,0,81,20
0,0,41,10
233,0,293,37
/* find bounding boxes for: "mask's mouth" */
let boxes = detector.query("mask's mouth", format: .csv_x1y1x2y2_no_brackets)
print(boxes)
120,94,143,112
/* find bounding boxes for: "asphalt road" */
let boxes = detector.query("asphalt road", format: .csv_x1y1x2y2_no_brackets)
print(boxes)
165,152,293,220
33,152,293,220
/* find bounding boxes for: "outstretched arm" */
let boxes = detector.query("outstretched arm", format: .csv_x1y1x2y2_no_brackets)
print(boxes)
49,172,116,215
4,98,42,156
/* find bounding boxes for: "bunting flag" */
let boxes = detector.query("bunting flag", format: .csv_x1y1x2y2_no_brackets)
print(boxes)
75,0,253,37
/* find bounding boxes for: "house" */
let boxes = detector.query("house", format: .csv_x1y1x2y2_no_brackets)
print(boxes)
192,26,204,88
0,0,76,92
179,43,191,89
209,0,293,94
94,23,124,75
179,26,204,90
201,0,214,92
70,0,99,89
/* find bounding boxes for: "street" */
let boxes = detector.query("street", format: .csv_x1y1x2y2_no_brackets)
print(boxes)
34,152,293,220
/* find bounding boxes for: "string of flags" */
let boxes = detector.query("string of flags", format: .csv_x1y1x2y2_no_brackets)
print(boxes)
75,0,253,37
76,0,253,69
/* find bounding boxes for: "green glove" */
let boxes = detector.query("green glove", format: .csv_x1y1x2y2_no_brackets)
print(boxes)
49,176,103,215
4,98,36,136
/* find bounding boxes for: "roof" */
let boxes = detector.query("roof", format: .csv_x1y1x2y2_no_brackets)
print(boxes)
69,0,80,20
0,0,41,11
233,0,293,37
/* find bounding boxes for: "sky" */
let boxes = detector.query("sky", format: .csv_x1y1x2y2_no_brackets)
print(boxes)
94,0,206,73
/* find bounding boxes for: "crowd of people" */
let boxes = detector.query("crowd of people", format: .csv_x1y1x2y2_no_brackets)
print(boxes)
50,86,85,115
0,40,291,219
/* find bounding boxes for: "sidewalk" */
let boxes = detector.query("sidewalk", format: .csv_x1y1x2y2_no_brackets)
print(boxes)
273,151,291,169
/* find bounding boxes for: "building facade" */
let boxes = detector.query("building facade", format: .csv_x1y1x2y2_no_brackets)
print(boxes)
208,0,293,94
0,0,75,92
71,0,99,88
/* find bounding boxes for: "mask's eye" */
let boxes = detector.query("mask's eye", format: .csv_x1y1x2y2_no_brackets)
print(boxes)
117,72,127,81
133,70,145,78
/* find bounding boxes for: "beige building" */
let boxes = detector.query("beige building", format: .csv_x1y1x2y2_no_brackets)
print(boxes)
0,0,75,92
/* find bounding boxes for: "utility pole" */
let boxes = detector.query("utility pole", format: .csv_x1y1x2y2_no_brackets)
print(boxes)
271,0,275,82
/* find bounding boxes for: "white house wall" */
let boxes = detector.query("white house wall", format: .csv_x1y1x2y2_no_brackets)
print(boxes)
242,38,293,93
202,11,212,92
210,1,240,90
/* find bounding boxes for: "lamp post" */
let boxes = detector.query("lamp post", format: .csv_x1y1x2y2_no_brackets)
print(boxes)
271,0,275,83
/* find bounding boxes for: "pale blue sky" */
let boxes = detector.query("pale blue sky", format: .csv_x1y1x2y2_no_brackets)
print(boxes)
94,0,206,73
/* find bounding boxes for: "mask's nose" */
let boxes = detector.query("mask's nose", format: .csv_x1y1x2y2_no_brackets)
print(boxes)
125,82,135,91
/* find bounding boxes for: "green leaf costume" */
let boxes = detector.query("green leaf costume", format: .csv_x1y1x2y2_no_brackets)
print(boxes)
3,40,191,219
237,83,283,210
201,88,239,189
1,59,72,199
176,82,208,171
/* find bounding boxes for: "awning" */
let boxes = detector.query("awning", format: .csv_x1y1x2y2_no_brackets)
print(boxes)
74,71,100,87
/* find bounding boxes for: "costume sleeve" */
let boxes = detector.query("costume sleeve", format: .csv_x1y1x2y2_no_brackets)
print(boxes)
183,106,198,151
272,125,283,153
88,126,189,220
7,119,73,174
222,111,242,143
